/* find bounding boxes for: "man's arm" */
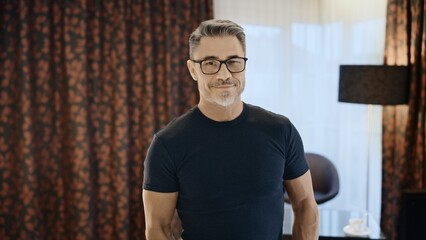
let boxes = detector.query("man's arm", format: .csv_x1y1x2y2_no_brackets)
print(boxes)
284,170,319,240
143,189,178,240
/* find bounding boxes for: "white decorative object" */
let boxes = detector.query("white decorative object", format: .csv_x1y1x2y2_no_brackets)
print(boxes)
343,218,370,237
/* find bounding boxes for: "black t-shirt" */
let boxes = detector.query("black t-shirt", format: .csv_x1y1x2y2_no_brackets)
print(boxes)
143,103,309,240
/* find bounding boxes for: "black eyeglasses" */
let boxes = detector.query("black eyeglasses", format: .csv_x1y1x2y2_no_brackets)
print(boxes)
191,57,248,75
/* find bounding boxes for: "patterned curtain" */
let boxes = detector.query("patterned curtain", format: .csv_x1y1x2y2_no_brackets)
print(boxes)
0,1,212,239
381,0,426,239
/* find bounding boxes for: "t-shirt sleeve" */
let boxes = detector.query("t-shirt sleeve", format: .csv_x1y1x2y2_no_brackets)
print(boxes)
283,121,309,180
143,135,179,192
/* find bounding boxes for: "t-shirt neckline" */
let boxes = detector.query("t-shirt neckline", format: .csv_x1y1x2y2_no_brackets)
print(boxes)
194,102,248,127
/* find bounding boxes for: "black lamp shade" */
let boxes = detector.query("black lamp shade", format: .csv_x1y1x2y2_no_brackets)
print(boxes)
338,65,409,105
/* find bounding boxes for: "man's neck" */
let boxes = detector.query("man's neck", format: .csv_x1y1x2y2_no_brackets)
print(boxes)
198,99,244,122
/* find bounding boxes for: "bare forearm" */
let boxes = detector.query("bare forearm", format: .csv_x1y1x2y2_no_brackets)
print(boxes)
146,226,173,240
292,201,319,240
143,190,179,240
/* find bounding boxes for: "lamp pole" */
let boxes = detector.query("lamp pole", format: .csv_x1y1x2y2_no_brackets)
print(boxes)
366,104,372,228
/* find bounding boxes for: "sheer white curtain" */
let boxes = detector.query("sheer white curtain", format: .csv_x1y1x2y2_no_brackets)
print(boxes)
214,0,386,221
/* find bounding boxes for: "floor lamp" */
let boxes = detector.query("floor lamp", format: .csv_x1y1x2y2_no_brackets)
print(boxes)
338,65,409,230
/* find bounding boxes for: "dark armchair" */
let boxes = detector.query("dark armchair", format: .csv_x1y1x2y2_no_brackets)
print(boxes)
284,153,339,204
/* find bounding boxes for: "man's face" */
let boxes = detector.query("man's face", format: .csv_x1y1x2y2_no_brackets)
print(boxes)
187,36,246,107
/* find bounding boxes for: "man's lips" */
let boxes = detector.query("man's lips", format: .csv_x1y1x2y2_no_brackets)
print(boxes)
213,84,236,88
210,80,237,88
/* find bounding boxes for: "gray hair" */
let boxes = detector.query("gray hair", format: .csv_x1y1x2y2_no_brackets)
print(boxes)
188,19,246,59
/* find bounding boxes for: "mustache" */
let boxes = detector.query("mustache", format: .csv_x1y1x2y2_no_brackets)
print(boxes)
209,79,237,87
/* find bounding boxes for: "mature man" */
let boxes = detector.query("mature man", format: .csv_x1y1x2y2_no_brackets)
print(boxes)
143,19,319,240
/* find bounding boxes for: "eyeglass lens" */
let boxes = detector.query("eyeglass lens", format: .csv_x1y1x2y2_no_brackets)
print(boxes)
201,58,245,74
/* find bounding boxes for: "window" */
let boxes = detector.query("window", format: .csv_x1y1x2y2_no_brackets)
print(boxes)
215,0,386,221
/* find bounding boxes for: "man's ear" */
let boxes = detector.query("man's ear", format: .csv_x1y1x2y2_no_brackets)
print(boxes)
187,60,198,81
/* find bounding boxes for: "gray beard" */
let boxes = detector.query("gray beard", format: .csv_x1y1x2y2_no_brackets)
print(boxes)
207,91,237,107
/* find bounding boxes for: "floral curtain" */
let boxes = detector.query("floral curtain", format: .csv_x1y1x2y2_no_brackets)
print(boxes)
381,0,426,239
0,0,212,239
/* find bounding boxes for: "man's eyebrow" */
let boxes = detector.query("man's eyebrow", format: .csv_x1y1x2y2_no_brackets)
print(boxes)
226,55,241,59
202,56,219,60
201,55,242,60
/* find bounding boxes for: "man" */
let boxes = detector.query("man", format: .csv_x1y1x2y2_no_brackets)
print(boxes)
143,19,319,240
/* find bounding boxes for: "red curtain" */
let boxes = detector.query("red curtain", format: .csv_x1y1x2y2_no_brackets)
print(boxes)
0,1,212,239
381,0,426,239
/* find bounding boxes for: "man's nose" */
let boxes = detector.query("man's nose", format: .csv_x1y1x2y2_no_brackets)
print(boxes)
216,63,232,80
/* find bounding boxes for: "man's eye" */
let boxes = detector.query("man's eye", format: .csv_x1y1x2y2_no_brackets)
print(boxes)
227,59,241,65
203,60,218,66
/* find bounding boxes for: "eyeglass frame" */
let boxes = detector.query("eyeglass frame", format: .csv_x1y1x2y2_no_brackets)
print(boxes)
190,57,248,75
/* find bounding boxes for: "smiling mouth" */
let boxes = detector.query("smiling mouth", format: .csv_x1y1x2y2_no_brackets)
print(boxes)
212,84,236,88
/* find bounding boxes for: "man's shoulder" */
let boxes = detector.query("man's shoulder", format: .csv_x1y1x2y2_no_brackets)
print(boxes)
246,103,291,125
156,107,198,140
